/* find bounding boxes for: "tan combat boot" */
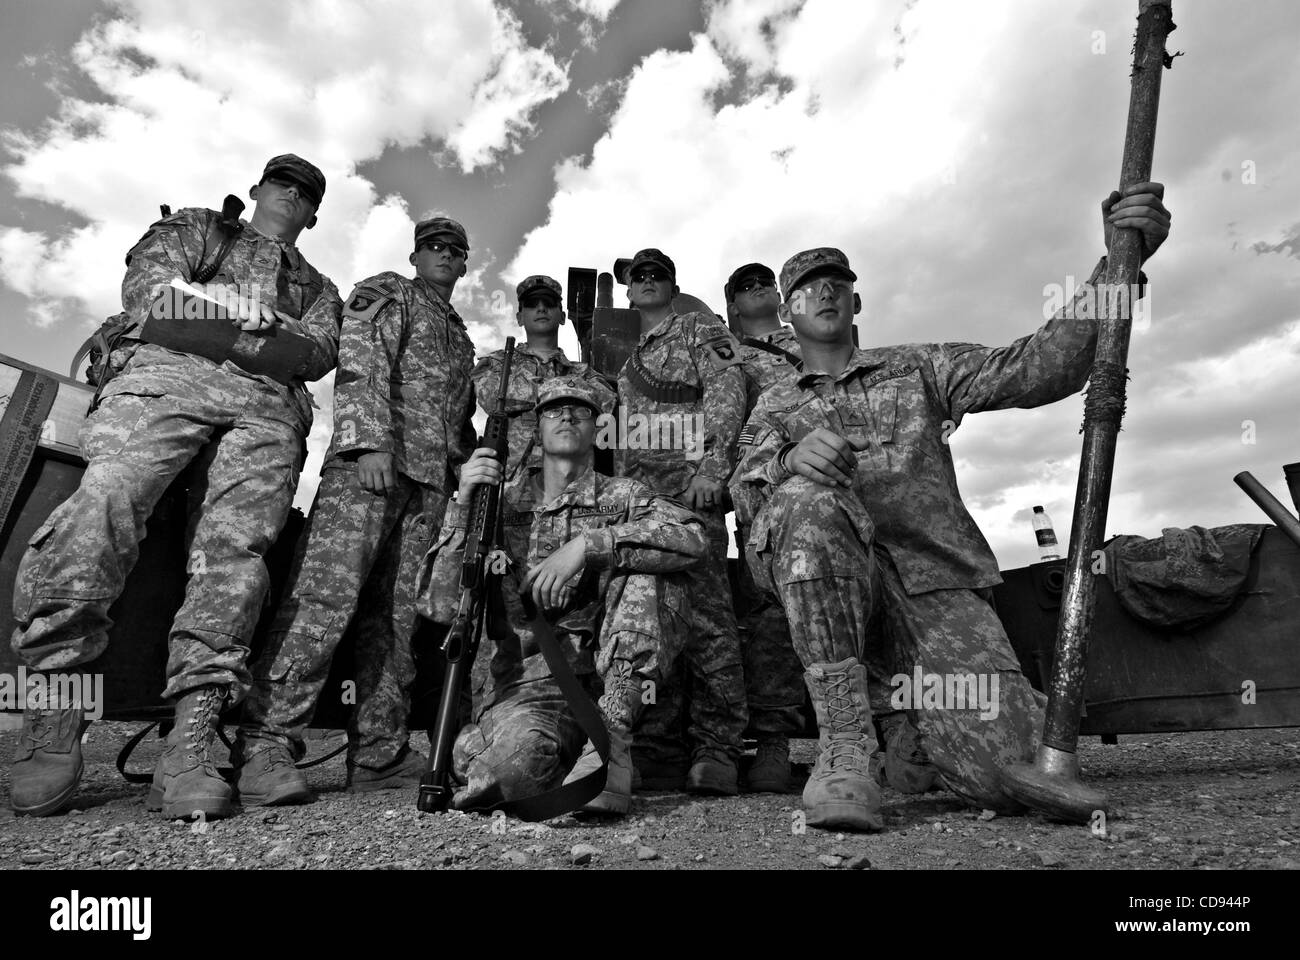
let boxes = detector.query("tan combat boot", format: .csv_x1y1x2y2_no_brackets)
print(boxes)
802,658,883,831
745,735,791,794
564,661,640,816
687,746,739,796
147,685,234,820
346,747,428,792
10,704,86,817
232,735,312,807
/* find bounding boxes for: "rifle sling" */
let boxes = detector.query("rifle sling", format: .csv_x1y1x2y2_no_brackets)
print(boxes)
741,336,802,368
463,592,611,823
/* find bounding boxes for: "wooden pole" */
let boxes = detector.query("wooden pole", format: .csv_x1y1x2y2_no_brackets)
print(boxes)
1001,0,1177,822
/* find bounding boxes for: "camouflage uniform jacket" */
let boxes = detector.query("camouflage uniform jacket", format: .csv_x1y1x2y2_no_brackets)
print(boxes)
730,325,803,528
738,325,803,419
326,271,477,492
733,258,1109,596
120,207,342,421
470,343,610,483
421,467,706,714
615,311,746,494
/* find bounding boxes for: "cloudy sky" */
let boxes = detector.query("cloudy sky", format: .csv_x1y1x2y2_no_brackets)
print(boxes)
1,0,1297,569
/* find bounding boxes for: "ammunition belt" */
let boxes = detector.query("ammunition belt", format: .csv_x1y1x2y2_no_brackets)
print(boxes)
623,348,702,405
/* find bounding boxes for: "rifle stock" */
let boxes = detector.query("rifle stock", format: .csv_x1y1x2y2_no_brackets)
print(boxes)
417,337,515,813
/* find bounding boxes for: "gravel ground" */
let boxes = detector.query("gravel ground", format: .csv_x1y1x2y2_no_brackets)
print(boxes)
1,720,1297,871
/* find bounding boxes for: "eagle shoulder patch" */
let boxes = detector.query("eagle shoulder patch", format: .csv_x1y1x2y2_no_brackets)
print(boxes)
699,333,743,371
344,283,395,322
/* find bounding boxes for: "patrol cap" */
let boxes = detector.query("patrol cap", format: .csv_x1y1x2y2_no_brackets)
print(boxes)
260,154,326,207
516,275,562,303
535,374,616,416
414,216,470,253
779,247,858,301
627,248,676,281
724,262,776,303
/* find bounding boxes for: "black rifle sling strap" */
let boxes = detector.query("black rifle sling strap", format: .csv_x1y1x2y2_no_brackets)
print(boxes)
741,335,802,369
473,596,611,823
0,369,58,535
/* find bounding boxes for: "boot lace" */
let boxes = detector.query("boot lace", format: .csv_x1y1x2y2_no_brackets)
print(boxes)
823,673,869,769
20,710,58,751
182,688,225,763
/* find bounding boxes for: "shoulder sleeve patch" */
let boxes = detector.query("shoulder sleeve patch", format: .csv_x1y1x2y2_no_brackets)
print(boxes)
698,331,743,371
344,282,396,323
738,424,759,445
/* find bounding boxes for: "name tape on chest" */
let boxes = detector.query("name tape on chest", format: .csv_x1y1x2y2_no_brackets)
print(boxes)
858,363,918,391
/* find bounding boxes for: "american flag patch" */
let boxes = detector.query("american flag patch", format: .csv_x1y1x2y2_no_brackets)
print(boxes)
738,425,758,445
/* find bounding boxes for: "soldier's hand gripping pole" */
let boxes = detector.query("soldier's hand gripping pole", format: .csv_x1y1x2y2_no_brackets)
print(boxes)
417,338,516,813
1001,0,1177,823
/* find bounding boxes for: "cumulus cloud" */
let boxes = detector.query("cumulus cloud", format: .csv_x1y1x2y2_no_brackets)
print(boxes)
512,0,1300,566
0,0,569,337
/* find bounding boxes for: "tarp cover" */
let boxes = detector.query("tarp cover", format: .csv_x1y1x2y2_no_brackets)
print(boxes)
1102,524,1269,629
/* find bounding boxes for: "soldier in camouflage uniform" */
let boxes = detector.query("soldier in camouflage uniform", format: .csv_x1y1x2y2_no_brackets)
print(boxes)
724,262,806,793
615,248,748,795
9,155,342,819
232,216,477,804
732,183,1170,830
419,376,703,815
470,275,610,501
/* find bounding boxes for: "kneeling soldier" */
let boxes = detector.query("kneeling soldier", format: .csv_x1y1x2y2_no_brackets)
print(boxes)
732,185,1170,830
419,375,705,815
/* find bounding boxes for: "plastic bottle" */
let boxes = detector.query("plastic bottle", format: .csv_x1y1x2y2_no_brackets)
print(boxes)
1032,505,1061,561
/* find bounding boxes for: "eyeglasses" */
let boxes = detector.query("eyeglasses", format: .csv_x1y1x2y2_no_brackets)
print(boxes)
540,404,596,420
630,269,672,285
735,276,775,294
799,277,853,297
520,297,561,310
420,240,468,260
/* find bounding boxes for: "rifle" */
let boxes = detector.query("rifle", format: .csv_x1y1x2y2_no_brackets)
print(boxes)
418,337,516,813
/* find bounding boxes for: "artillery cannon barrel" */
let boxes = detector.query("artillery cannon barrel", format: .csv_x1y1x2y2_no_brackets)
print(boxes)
1234,471,1300,550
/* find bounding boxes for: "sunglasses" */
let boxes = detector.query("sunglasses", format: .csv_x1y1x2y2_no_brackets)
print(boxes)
520,296,561,310
630,269,672,285
539,404,596,420
735,276,776,294
263,176,319,205
420,240,468,260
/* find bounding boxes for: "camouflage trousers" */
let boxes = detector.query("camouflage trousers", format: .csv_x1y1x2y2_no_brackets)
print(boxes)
734,523,806,738
632,515,747,764
451,676,596,810
11,351,306,701
749,477,1044,812
239,464,446,769
452,571,689,809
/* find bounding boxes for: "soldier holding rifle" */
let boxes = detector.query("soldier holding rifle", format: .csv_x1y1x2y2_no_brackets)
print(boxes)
420,375,705,816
